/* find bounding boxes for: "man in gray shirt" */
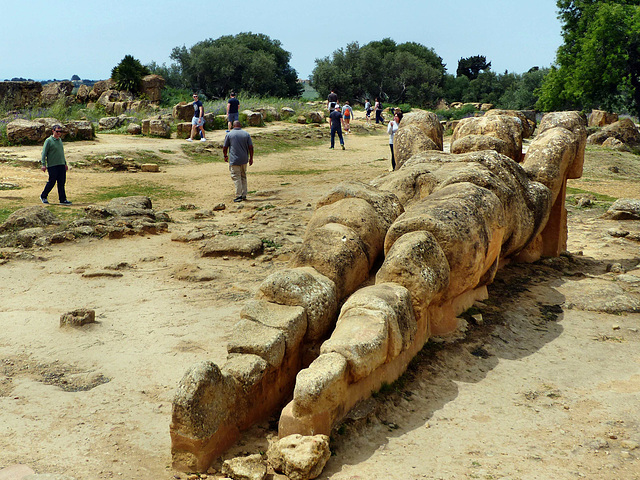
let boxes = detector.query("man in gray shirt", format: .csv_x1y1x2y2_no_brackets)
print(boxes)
223,121,254,202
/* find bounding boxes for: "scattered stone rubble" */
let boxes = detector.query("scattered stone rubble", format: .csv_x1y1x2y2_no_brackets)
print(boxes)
168,110,594,474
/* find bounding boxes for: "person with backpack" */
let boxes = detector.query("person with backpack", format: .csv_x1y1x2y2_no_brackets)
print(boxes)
341,101,354,133
375,97,384,124
364,98,372,125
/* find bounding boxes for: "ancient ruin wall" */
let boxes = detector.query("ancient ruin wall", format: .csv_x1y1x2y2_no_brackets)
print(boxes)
170,111,586,472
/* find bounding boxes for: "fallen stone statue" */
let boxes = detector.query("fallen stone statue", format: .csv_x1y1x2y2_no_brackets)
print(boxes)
170,110,586,473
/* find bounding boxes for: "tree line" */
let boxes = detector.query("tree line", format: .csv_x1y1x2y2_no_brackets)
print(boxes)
114,0,640,117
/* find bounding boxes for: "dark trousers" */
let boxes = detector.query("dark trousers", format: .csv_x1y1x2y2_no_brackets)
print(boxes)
390,143,395,170
330,125,344,148
375,109,384,124
42,164,67,202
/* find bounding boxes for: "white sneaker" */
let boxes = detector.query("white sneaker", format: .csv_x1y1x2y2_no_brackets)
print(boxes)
200,138,207,142
186,138,193,142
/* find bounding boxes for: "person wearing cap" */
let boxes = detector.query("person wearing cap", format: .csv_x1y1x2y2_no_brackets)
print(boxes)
187,93,206,142
227,92,240,132
40,125,72,205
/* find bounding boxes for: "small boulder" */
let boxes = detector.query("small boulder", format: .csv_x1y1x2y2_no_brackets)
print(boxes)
267,434,331,480
60,308,96,327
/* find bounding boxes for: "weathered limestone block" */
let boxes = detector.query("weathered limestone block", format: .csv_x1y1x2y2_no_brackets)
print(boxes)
604,199,640,220
484,108,535,138
315,181,404,231
290,223,370,301
98,117,120,130
291,353,348,417
141,74,165,103
256,267,337,342
257,106,279,120
394,124,441,170
0,206,59,234
171,361,238,472
384,182,505,303
0,81,42,108
398,110,444,150
240,300,307,352
147,119,171,138
173,102,194,122
587,117,640,147
320,305,389,382
40,81,73,105
243,110,263,126
589,109,618,127
176,122,192,138
68,120,94,140
60,308,96,327
88,79,116,101
221,354,268,391
267,434,331,480
306,111,325,123
450,134,515,160
222,453,267,480
451,115,523,162
6,119,46,144
281,107,295,118
305,198,386,268
229,318,286,369
201,234,264,258
376,231,450,331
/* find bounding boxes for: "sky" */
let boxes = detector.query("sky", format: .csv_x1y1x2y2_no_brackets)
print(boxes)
1,0,562,82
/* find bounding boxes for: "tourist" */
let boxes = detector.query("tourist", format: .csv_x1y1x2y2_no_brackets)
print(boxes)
329,104,345,150
387,108,403,170
342,101,354,133
327,89,338,115
223,121,254,202
226,91,240,132
375,98,384,124
188,93,206,142
40,125,72,205
364,98,372,125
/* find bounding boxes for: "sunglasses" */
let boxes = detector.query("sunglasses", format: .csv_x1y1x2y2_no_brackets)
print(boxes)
54,130,62,133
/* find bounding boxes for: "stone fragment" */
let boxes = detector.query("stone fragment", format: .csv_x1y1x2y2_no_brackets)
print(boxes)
221,454,266,480
267,434,331,480
60,308,96,327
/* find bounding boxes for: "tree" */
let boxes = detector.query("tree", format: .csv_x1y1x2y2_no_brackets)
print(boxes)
456,55,492,80
70,74,80,81
169,33,302,99
111,55,150,93
538,1,640,117
311,38,446,106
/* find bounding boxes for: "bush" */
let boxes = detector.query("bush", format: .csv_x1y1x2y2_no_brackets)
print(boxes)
111,55,150,94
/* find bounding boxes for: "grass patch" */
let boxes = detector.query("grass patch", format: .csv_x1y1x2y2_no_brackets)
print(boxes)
261,238,281,249
251,132,325,156
0,208,13,223
83,150,171,166
259,168,327,176
181,144,224,163
566,187,617,202
255,204,276,211
80,182,186,203
158,149,174,154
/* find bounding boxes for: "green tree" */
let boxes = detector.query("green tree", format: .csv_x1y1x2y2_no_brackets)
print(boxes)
311,38,445,107
169,33,302,99
456,55,492,80
111,55,150,93
538,1,640,117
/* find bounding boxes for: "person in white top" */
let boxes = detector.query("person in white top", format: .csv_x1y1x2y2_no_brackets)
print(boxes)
387,108,403,170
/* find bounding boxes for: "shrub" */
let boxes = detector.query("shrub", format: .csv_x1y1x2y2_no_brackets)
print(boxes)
111,55,150,94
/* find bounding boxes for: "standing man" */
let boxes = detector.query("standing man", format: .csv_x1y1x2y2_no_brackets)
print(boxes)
223,121,254,202
341,101,354,133
40,125,72,205
329,104,345,150
227,92,240,132
187,93,206,142
327,89,338,114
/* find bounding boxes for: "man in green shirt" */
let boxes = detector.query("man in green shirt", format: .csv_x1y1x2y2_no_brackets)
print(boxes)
40,125,71,205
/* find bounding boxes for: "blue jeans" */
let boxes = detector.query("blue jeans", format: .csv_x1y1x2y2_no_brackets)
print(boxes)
330,125,344,148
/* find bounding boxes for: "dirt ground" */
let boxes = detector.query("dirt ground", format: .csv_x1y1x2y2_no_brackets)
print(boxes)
1,117,639,480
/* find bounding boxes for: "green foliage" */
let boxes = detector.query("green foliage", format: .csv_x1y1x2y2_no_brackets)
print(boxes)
538,1,640,117
435,104,480,120
111,55,150,94
456,55,492,80
311,38,446,107
170,33,302,99
83,183,185,203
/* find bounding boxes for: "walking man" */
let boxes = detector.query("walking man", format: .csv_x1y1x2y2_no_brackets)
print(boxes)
188,93,206,142
327,89,338,113
329,104,345,150
223,121,254,202
226,92,240,132
40,125,71,205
